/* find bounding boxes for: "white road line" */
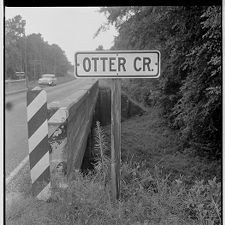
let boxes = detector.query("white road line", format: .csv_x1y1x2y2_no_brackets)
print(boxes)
6,155,29,186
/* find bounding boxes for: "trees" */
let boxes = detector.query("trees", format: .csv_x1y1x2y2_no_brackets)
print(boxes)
5,15,26,79
5,15,71,80
172,6,222,158
96,45,104,50
97,6,222,159
25,34,70,80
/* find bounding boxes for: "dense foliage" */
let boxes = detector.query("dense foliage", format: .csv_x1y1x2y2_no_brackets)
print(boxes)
5,15,71,80
97,6,222,159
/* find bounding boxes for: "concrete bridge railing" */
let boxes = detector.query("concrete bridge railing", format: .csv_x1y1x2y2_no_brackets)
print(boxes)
47,79,99,185
27,79,144,198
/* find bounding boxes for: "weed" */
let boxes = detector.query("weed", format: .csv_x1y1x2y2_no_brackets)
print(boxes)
6,108,221,225
93,121,111,186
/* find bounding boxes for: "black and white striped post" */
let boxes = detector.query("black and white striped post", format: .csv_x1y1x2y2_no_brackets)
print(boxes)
27,87,51,201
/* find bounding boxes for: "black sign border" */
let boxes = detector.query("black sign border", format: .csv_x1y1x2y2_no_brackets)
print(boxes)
74,50,161,78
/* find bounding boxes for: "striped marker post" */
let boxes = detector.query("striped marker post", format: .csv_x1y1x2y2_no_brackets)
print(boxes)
27,87,51,201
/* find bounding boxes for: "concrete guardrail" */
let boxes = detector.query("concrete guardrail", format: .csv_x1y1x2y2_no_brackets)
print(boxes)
47,79,99,186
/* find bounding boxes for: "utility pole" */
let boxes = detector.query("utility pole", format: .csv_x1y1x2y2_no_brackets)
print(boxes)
24,31,28,89
54,55,57,75
33,62,36,79
31,60,41,80
40,59,43,75
20,38,23,73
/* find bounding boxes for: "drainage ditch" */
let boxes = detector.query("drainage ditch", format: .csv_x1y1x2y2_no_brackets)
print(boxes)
80,87,146,173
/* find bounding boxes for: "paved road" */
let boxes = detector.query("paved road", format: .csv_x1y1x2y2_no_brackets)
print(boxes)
5,79,95,177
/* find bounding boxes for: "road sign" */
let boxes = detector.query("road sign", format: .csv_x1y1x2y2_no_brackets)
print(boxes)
75,50,161,202
15,72,25,79
75,50,160,78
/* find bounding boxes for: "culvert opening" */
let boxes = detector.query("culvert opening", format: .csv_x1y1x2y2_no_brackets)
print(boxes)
80,87,146,174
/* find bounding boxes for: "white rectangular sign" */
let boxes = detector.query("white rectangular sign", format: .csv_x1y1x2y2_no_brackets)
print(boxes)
74,50,160,78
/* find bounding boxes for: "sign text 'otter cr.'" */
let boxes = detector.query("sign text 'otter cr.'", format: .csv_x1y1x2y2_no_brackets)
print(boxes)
75,50,160,78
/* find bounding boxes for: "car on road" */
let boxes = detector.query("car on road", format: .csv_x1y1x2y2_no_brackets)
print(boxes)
38,74,57,86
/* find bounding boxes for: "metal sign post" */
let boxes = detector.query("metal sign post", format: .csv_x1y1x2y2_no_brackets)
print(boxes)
74,50,161,202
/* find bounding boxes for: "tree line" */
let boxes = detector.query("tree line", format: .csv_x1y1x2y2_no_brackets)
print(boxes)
5,15,72,80
97,6,222,160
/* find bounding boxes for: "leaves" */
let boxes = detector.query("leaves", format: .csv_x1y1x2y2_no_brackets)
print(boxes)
98,6,222,159
5,15,71,80
172,6,222,157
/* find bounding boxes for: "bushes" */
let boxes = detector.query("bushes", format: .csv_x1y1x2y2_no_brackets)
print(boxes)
172,6,221,159
98,6,222,159
120,163,221,225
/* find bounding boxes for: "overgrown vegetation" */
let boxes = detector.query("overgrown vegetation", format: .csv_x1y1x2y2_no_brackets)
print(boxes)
96,6,222,160
5,15,72,80
6,7,221,224
7,167,221,225
6,115,221,225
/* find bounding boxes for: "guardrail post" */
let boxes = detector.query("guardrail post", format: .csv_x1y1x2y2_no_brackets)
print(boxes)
27,87,51,201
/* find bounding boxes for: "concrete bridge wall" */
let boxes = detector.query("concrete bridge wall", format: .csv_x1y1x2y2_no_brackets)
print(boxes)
47,79,99,182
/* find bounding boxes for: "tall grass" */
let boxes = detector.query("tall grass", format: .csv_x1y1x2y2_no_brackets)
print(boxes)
93,121,111,187
6,121,221,225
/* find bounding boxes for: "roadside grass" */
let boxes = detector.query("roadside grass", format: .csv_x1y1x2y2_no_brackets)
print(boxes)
103,106,221,185
6,164,221,225
6,106,221,225
6,162,32,196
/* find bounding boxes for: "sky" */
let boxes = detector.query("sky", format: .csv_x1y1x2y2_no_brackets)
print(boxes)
5,7,118,64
